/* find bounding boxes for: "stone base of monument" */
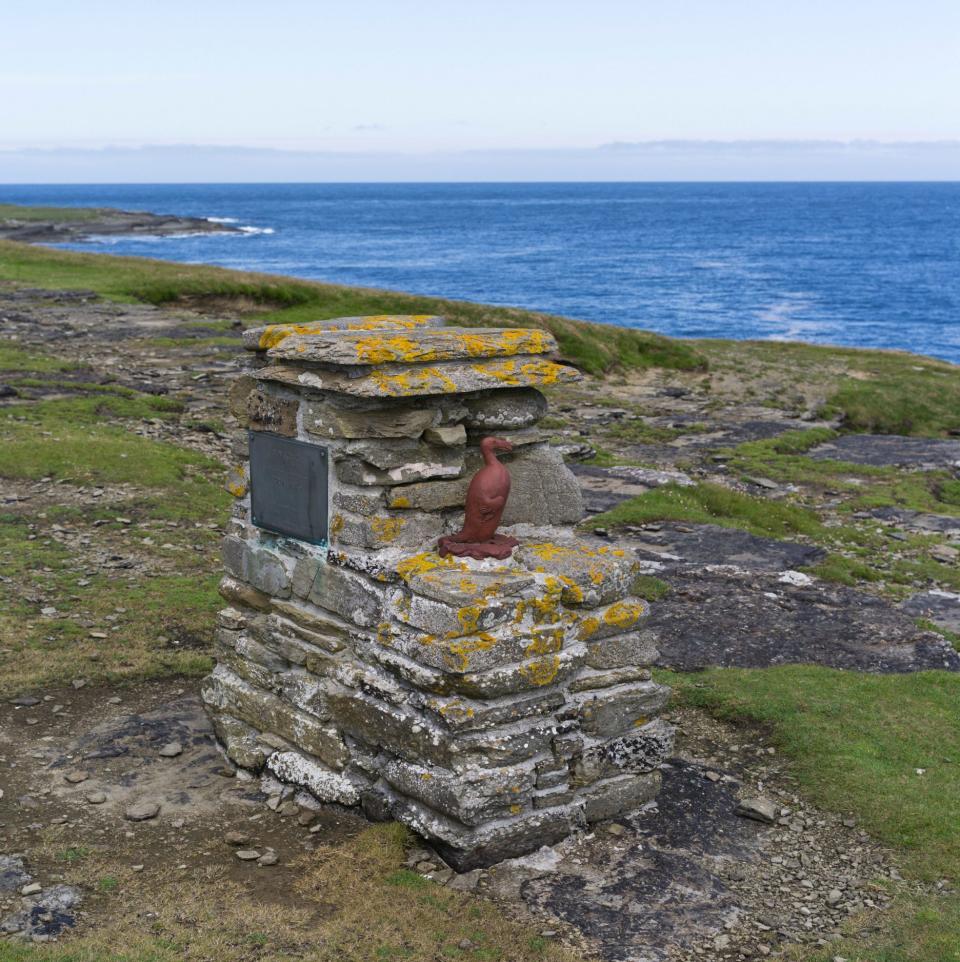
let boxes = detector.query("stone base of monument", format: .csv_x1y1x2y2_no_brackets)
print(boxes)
202,315,674,869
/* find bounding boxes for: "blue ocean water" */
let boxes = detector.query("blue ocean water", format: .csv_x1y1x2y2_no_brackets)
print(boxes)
2,182,959,363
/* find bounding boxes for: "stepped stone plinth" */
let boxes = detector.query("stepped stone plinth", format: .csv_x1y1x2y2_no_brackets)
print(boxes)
203,315,673,869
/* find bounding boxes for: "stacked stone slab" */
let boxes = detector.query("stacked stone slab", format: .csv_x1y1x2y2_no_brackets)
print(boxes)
204,314,674,869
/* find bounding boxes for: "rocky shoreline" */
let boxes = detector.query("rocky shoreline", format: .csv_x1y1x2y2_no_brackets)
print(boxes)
0,205,242,242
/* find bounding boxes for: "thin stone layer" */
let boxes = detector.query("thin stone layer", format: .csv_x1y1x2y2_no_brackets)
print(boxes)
269,328,557,366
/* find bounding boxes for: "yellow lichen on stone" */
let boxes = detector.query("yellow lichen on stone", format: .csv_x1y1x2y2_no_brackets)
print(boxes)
525,628,564,657
371,516,404,543
224,464,248,498
603,600,647,629
577,616,600,640
388,494,412,509
519,655,561,687
257,315,437,349
329,513,345,539
376,622,394,647
440,631,499,673
395,552,467,582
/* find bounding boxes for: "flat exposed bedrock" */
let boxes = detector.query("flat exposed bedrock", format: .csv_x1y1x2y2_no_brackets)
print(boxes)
808,433,960,468
606,523,960,673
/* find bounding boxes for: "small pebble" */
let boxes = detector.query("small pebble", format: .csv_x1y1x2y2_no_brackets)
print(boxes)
158,741,183,758
86,791,107,805
236,849,261,861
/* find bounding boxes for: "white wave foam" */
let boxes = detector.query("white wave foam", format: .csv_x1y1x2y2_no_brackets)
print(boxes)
238,225,275,235
207,216,239,223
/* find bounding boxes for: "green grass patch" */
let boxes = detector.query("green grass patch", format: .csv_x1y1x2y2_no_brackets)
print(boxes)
670,665,960,961
668,665,960,881
630,575,672,601
0,240,706,376
821,357,960,437
0,202,106,223
0,341,80,373
588,482,824,540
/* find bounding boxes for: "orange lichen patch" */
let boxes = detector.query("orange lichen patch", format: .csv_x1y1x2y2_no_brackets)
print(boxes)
519,655,561,687
525,628,564,657
454,605,483,637
603,600,647,628
470,357,577,388
329,513,346,539
346,329,555,365
370,516,404,543
253,315,439,350
633,715,649,727
369,366,460,397
224,464,248,498
421,631,500,674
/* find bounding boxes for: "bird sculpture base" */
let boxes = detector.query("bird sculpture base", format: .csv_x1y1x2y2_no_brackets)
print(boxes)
437,533,519,561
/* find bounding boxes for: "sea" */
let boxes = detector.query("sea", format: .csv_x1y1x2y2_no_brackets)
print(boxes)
3,182,959,364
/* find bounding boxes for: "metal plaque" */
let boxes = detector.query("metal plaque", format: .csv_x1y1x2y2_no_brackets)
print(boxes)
249,431,329,545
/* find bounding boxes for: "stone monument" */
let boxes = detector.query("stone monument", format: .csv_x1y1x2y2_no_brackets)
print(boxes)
202,314,674,869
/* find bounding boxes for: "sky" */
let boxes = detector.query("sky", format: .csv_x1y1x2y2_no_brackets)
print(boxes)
2,0,959,181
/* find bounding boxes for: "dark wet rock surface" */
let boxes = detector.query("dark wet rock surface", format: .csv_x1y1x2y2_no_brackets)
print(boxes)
869,506,960,536
648,569,960,672
901,590,960,635
622,522,826,573
571,465,693,515
809,434,960,468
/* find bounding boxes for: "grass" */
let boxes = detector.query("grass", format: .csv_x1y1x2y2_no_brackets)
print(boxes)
587,481,825,540
0,202,106,223
668,666,960,962
0,824,579,962
821,355,960,436
0,389,229,692
0,239,706,376
0,341,81,373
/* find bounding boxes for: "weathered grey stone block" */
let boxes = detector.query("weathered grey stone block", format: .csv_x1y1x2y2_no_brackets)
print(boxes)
579,771,662,823
463,387,548,429
572,718,675,785
202,666,348,769
383,758,535,826
576,681,672,737
584,629,660,670
304,396,438,440
210,713,272,770
293,558,384,628
266,750,362,805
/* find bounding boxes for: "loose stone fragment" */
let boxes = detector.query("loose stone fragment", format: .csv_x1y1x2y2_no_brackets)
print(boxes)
125,800,161,822
735,796,778,824
235,849,261,861
64,771,89,784
158,741,183,758
85,791,107,805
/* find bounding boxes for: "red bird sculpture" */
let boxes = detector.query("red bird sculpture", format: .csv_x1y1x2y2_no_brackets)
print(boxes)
438,436,520,560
